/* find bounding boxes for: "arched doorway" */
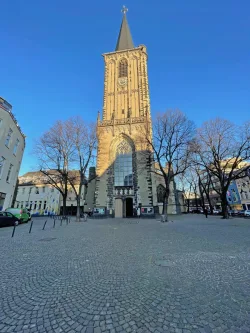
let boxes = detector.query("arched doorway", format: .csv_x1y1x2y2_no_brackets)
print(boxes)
125,197,133,217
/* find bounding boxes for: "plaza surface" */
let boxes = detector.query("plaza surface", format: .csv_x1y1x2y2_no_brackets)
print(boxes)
0,215,250,333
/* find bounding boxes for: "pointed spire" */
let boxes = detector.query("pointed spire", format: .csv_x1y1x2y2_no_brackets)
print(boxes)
115,6,134,51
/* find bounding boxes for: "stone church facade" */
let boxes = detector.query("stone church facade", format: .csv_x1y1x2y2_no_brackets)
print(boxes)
94,8,179,217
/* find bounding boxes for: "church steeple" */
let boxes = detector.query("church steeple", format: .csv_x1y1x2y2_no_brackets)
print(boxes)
115,6,134,51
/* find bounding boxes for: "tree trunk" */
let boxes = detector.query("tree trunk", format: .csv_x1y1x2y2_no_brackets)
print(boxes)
161,189,170,222
76,195,81,222
200,192,205,211
62,195,67,216
195,193,198,210
204,190,213,215
221,194,229,219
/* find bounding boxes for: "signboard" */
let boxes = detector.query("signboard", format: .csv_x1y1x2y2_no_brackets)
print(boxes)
226,181,241,205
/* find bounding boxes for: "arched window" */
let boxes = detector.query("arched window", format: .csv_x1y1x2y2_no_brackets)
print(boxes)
157,185,166,203
114,140,133,186
118,59,128,78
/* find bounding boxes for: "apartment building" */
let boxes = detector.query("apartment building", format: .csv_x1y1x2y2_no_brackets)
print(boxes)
15,171,86,215
0,97,25,211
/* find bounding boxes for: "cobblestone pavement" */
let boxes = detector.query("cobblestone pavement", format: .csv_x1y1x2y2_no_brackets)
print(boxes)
0,215,250,333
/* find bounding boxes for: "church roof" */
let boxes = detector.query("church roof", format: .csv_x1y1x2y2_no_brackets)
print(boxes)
115,7,134,51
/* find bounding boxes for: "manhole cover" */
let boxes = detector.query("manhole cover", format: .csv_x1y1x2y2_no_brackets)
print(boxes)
39,238,57,242
154,259,174,267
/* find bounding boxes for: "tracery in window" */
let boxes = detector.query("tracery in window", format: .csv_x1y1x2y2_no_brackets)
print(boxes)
118,59,128,78
114,140,133,186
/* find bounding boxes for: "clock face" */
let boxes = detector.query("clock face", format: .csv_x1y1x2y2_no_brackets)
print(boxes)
118,77,128,86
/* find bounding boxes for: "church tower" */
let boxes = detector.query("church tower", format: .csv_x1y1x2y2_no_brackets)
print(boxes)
94,7,157,217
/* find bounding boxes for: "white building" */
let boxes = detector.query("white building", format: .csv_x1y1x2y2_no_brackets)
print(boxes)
0,97,25,211
15,171,85,215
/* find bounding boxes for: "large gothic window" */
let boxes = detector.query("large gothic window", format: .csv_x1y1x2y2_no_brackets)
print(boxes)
157,185,166,203
114,140,133,186
118,59,128,78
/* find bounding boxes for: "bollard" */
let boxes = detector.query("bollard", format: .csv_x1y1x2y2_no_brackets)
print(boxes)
42,220,47,230
12,224,16,238
29,220,33,234
53,219,55,228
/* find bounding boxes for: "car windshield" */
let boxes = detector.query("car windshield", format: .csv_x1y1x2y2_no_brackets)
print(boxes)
5,208,21,214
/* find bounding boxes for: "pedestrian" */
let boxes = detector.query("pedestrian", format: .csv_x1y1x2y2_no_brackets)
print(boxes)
204,207,208,218
84,213,88,222
137,207,141,218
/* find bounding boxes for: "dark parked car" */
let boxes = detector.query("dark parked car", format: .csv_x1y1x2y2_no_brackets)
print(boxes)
0,212,20,227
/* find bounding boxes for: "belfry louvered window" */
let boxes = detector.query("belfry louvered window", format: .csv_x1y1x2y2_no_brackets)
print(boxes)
118,59,128,77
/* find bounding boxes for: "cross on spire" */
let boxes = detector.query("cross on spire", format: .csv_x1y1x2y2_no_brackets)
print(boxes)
121,5,128,15
115,5,134,51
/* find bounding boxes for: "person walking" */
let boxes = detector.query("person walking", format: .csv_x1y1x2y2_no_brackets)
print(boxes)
204,207,208,218
137,207,141,218
84,213,88,222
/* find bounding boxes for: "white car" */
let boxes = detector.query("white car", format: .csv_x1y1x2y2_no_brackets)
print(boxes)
244,210,250,217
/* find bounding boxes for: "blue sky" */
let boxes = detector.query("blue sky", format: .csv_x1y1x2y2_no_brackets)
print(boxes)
0,0,249,175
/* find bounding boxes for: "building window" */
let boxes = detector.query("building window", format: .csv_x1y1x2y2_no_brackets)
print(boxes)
35,187,39,194
5,128,13,147
30,201,33,210
118,59,128,78
0,156,5,178
157,185,166,203
6,164,13,182
38,201,42,209
114,140,133,186
34,201,37,209
20,201,23,208
43,201,46,209
42,187,45,193
13,139,20,155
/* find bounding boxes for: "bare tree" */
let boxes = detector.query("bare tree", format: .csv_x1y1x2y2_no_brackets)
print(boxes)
195,118,250,219
34,120,75,215
178,167,200,212
141,110,195,222
197,167,214,214
34,117,96,218
66,117,96,222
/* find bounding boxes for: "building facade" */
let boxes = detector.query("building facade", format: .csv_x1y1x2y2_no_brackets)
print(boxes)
15,171,85,216
0,97,25,211
200,162,250,211
94,8,177,217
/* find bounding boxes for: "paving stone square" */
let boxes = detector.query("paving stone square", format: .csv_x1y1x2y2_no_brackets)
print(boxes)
0,215,250,333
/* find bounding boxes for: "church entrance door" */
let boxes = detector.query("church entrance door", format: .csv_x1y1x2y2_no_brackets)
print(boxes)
125,197,133,217
115,198,123,218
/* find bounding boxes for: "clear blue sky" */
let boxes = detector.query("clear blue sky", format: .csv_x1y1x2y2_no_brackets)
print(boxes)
0,0,249,175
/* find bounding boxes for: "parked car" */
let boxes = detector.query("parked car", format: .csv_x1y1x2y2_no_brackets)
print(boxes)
228,209,241,216
238,210,246,216
243,210,250,217
190,209,203,214
5,208,30,223
0,212,19,227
